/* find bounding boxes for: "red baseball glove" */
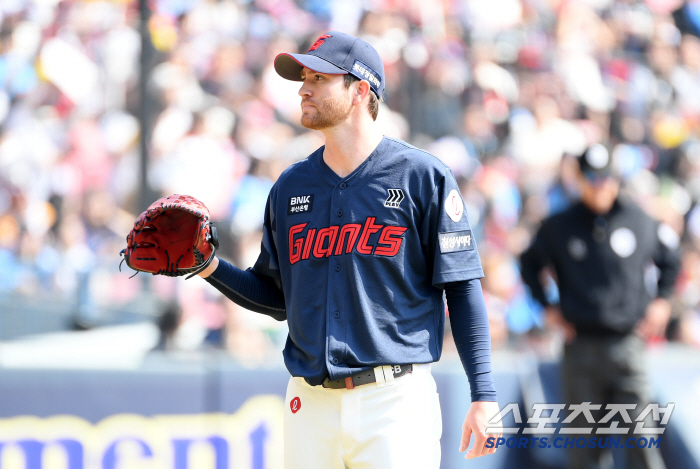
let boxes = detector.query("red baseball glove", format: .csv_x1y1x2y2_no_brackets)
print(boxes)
120,194,219,279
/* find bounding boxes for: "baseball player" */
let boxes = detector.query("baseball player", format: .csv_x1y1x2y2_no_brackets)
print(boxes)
197,31,500,468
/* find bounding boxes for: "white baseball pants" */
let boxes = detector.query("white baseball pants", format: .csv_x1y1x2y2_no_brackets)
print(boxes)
283,364,442,469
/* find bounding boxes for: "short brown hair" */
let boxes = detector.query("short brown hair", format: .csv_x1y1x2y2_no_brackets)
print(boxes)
344,74,380,121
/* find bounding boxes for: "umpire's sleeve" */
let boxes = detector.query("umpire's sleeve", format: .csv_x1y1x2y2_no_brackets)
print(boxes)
519,225,553,308
652,222,682,299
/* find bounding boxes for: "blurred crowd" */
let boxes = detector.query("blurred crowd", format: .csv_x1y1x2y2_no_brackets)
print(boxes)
1,0,699,363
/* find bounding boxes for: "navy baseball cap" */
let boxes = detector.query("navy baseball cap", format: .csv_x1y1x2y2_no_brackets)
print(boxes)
274,31,385,97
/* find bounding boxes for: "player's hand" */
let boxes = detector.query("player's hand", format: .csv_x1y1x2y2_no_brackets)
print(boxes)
460,400,501,459
197,256,220,278
545,306,576,343
636,297,672,340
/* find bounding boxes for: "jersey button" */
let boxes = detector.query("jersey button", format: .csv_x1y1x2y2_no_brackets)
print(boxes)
337,209,343,217
339,182,347,189
334,311,340,318
335,264,341,272
332,358,339,365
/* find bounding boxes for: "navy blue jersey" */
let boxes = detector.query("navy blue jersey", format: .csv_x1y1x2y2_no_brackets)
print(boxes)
251,136,484,385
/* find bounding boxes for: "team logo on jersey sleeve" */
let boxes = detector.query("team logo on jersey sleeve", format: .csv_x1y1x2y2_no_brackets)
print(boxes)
288,195,314,215
438,230,473,253
445,190,464,222
384,189,405,208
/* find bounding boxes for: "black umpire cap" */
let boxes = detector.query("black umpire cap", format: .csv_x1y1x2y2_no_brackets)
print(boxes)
577,144,617,181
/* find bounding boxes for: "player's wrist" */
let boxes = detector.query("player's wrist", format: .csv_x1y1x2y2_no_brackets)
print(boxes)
198,256,220,278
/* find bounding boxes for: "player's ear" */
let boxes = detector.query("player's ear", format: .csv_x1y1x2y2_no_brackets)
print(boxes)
353,79,371,104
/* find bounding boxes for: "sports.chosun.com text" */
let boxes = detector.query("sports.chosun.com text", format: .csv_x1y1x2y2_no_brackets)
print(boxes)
486,436,662,450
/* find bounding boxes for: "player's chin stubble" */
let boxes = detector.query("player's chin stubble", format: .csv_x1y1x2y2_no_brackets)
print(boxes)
300,94,353,130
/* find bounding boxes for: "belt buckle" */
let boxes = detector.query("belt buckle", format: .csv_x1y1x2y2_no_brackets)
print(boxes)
391,364,412,378
321,377,344,389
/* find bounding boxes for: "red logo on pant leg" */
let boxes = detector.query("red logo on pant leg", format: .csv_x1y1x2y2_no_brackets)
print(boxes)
290,397,301,414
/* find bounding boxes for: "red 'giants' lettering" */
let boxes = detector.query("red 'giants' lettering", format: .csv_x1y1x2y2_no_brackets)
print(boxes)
335,224,361,255
289,223,307,264
375,226,408,256
289,217,407,265
356,217,383,255
313,226,339,258
302,229,316,260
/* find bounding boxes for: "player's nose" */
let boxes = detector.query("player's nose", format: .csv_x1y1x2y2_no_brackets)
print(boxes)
298,80,312,97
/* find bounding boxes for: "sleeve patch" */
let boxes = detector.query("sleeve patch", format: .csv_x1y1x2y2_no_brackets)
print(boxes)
438,230,474,253
445,189,464,222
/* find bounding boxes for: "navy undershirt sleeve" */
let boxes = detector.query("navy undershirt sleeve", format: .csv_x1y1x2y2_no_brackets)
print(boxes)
445,278,497,402
205,258,287,321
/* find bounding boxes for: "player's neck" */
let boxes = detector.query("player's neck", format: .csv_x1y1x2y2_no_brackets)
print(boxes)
320,116,383,178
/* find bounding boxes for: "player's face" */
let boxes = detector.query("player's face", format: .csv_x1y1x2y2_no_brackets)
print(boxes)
298,68,353,130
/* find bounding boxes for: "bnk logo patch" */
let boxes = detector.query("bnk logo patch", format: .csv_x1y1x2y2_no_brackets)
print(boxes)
288,195,314,215
438,230,474,253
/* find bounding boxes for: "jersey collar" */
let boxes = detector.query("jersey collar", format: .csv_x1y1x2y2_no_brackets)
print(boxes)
312,136,388,189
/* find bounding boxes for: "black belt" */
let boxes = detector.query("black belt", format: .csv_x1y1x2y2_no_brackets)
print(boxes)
321,364,413,389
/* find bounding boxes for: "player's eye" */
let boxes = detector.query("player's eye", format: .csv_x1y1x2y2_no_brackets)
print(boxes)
315,74,323,81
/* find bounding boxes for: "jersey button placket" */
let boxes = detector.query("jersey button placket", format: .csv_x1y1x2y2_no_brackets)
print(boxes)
337,183,345,218
329,183,345,371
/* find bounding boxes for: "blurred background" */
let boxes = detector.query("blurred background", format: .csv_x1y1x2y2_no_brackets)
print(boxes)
0,0,699,468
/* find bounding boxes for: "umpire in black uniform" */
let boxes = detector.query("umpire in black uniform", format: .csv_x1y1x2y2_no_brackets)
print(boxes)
520,144,681,469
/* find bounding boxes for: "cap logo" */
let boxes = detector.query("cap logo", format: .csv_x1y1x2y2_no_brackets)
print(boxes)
351,59,381,91
309,34,332,51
